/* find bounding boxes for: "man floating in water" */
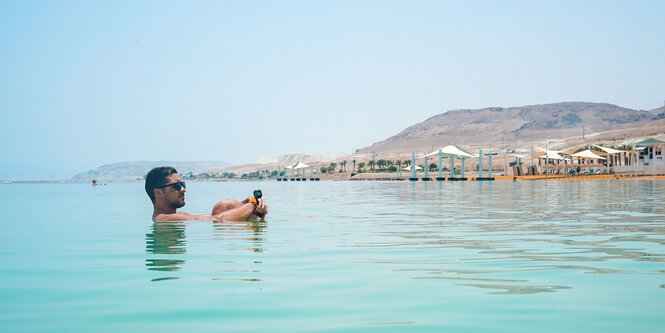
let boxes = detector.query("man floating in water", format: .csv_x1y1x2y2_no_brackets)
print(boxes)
145,166,268,222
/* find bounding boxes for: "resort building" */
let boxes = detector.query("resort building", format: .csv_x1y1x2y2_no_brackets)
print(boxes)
632,138,665,175
506,138,665,176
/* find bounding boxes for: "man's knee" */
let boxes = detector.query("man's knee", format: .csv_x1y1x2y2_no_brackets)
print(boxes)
211,199,242,215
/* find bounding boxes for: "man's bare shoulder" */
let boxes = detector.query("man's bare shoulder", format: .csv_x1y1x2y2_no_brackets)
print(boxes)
153,212,212,222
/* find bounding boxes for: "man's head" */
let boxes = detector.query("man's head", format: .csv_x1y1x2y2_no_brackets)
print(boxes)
145,166,187,209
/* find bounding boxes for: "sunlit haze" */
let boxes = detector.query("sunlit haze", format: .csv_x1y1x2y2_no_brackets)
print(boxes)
1,0,664,179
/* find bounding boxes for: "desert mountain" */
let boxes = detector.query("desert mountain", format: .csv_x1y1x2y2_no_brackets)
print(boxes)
72,102,665,179
651,106,665,120
72,161,228,181
359,102,664,153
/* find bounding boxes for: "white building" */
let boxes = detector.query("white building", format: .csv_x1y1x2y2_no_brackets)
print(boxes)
635,138,665,175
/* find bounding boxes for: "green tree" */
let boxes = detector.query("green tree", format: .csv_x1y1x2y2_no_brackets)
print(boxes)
357,162,366,172
368,160,376,171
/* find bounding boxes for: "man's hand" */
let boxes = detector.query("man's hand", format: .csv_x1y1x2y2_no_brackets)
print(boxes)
254,200,268,219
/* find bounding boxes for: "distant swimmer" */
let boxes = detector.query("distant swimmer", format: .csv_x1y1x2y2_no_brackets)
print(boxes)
145,166,268,222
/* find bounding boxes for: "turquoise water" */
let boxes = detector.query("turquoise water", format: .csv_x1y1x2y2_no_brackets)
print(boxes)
1,180,664,332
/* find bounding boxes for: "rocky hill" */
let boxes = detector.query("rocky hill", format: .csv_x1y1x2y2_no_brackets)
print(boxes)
359,102,663,153
72,161,228,181
72,102,665,179
651,106,665,120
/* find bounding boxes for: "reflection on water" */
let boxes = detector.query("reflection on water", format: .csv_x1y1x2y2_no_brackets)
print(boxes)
6,181,665,332
344,180,665,294
455,283,572,294
212,220,266,253
141,181,665,294
145,222,186,276
144,220,267,282
210,221,266,282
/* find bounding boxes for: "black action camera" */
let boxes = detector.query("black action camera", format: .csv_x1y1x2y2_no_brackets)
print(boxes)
252,190,264,218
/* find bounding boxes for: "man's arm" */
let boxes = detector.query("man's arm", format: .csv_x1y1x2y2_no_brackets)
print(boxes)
213,201,268,222
153,212,212,222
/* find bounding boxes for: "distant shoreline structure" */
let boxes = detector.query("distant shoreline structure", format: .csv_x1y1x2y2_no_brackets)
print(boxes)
4,174,665,183
9,102,663,183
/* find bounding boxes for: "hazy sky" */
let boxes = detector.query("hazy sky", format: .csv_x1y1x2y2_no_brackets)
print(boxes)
1,0,664,180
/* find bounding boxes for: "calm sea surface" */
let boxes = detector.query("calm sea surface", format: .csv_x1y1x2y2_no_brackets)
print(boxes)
1,180,664,332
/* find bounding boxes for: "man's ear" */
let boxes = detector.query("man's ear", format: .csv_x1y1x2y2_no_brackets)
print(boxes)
153,188,163,200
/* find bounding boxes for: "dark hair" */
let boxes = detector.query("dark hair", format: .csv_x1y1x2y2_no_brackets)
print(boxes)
145,166,178,203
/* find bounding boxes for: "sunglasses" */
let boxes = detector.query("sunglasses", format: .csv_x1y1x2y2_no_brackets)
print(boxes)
155,181,186,191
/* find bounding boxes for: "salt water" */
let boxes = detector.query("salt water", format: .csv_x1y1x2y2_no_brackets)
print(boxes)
1,180,664,332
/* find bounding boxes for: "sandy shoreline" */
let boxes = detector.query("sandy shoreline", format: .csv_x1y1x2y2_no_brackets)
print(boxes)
275,172,665,181
4,174,664,183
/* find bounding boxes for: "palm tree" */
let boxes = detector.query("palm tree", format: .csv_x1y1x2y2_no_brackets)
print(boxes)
357,162,366,172
352,159,356,172
377,159,386,171
368,160,376,171
329,162,337,173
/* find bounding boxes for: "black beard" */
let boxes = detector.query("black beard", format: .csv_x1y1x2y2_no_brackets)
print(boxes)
171,201,185,209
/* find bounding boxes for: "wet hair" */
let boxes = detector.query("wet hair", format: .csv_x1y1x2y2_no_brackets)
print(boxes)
145,166,178,203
